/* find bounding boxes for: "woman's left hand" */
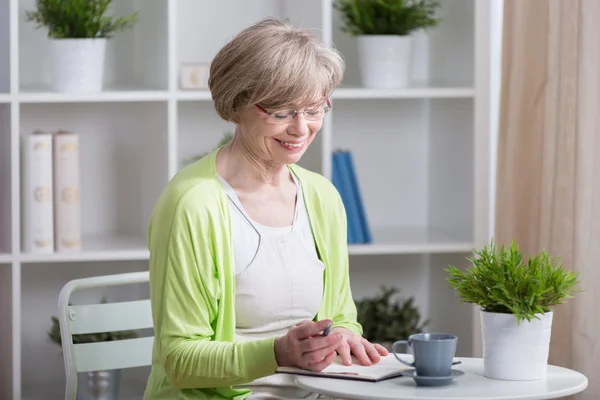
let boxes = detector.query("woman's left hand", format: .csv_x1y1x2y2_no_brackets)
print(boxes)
331,327,389,366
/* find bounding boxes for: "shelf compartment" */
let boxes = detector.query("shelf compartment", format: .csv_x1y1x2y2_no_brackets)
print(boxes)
18,0,169,92
19,233,148,263
175,0,322,90
348,227,473,255
331,98,474,252
332,0,474,89
21,260,150,400
18,88,170,104
19,102,168,257
0,104,11,254
0,264,12,400
0,0,9,93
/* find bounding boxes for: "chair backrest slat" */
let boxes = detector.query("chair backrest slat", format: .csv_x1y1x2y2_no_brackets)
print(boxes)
69,299,152,334
73,337,154,372
59,272,153,399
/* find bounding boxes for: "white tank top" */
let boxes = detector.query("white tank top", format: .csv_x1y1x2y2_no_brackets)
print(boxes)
217,171,325,400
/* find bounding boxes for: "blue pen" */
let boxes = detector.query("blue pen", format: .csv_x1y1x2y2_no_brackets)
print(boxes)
322,323,332,336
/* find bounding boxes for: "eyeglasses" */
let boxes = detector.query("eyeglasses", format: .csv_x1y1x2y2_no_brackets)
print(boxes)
256,98,332,122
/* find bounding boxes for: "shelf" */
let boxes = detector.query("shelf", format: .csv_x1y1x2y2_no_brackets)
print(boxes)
18,87,170,103
0,263,11,400
177,90,212,101
0,104,10,254
19,233,148,263
21,261,150,399
20,102,168,256
19,0,169,91
348,227,473,255
0,0,8,94
333,86,475,100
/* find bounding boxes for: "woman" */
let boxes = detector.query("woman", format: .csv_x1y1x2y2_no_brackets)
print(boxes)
143,18,388,400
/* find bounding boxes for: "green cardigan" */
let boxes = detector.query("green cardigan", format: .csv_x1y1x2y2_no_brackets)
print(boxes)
143,149,362,400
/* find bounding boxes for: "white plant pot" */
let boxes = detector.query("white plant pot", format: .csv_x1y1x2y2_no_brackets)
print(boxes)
481,310,553,380
50,38,107,93
357,35,411,89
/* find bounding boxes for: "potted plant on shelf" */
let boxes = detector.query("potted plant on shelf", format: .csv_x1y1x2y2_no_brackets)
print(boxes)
355,286,428,351
48,298,138,399
333,0,442,89
445,240,581,381
25,0,138,93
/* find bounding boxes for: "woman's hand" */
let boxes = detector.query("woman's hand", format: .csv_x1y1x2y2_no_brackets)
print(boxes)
331,327,389,366
274,319,343,372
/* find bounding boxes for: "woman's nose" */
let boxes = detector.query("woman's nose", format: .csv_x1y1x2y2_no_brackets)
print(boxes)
289,113,310,136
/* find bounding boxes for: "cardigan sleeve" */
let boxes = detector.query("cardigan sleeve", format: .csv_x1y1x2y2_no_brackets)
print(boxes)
148,189,278,390
323,183,364,336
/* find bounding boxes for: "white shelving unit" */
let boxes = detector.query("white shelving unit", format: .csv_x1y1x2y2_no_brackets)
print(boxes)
0,0,494,399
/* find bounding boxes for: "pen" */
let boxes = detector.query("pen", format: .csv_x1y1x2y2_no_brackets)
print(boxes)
322,323,332,336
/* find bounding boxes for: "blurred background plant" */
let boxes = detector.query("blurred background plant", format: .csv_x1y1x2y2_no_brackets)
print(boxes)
355,285,428,350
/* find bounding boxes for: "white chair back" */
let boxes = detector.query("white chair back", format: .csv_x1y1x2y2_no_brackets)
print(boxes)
58,271,153,400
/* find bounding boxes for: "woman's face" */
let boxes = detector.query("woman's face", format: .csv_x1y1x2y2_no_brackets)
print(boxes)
236,99,326,166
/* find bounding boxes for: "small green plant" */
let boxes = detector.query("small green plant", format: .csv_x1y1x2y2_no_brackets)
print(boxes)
356,286,428,344
445,240,581,324
25,0,138,39
334,0,442,36
48,297,138,347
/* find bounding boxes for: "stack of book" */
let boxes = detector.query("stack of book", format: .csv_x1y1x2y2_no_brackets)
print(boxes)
332,150,372,244
22,130,81,254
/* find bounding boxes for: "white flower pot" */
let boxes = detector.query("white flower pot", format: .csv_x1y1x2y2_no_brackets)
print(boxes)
481,310,553,380
357,35,411,89
50,38,107,93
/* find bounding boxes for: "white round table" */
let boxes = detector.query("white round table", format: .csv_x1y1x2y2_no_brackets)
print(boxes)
294,356,588,400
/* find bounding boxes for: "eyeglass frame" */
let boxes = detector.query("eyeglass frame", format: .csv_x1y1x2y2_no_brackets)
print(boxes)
255,98,332,121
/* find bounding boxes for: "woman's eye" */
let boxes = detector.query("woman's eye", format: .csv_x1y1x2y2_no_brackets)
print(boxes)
306,109,321,115
273,113,289,119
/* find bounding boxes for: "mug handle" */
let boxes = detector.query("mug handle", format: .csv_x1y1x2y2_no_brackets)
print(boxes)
392,340,415,367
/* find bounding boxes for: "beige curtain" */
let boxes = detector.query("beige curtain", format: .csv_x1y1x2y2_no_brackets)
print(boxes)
495,0,599,398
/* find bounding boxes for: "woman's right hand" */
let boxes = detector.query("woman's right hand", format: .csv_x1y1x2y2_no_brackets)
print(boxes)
274,319,343,372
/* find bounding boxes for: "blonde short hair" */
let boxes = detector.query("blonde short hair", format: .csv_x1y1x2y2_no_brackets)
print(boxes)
209,18,344,123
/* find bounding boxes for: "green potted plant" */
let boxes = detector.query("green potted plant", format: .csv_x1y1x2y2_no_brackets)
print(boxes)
25,0,138,93
445,240,580,381
355,286,428,351
333,0,442,89
48,297,138,399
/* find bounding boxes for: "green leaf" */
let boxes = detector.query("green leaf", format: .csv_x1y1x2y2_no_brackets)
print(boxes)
25,0,138,39
334,0,442,36
444,239,583,324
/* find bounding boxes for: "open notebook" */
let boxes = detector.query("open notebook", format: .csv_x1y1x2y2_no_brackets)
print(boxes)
276,354,411,382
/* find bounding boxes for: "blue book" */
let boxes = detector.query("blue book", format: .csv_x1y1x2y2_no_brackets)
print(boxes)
332,151,361,244
342,151,372,243
336,151,364,243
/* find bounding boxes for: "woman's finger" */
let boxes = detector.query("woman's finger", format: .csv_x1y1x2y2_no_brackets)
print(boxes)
362,339,382,363
373,343,389,356
350,339,372,366
307,349,337,372
298,333,342,353
337,337,353,366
